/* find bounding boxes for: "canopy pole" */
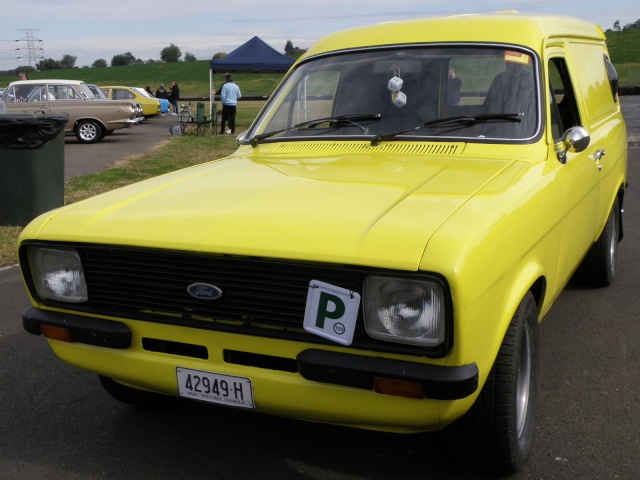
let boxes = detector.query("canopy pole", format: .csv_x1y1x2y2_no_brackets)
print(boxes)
209,69,214,119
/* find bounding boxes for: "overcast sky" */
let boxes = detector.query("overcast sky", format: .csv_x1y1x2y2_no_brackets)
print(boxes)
0,0,638,70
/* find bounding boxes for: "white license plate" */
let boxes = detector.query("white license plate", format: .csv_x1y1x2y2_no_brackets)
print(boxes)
176,367,254,408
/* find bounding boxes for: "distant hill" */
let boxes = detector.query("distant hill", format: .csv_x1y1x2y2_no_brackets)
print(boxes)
0,61,286,99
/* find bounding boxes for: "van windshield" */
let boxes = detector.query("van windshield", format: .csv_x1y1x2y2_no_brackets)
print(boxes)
247,46,541,145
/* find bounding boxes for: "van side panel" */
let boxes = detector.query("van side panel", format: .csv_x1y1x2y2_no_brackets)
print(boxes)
568,42,618,124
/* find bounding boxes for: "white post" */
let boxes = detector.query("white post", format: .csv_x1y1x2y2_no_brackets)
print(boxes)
209,69,214,118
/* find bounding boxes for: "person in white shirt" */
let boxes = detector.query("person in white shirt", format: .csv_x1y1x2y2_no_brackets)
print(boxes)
218,73,241,134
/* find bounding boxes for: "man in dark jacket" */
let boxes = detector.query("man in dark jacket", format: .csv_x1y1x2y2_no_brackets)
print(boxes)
155,84,168,99
169,81,180,115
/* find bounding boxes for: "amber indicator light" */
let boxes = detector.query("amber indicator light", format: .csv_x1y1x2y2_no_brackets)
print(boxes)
373,377,424,399
40,325,72,342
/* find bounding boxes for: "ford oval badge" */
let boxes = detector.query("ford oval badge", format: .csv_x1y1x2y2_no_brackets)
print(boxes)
187,283,223,300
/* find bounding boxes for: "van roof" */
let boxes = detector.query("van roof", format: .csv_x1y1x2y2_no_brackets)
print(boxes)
303,13,605,58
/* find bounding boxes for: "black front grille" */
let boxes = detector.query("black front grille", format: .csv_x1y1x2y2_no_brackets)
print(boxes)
22,243,449,357
81,246,362,327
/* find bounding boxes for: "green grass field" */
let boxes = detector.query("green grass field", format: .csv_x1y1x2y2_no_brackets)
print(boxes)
606,29,640,64
1,62,284,99
605,30,640,87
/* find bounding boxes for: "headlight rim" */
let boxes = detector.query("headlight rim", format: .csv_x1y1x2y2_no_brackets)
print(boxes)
363,274,452,350
22,244,88,304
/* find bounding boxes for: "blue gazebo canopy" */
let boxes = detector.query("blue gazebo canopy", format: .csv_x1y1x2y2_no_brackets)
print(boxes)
210,36,295,73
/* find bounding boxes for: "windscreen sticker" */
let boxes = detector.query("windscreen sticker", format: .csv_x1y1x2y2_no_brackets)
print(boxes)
504,51,531,66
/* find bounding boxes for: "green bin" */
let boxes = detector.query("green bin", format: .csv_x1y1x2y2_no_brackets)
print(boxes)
0,113,68,226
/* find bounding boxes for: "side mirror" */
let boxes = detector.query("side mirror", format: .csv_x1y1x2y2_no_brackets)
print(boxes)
557,126,590,164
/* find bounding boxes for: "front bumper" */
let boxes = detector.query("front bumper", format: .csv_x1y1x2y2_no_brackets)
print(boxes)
23,306,477,403
23,307,131,349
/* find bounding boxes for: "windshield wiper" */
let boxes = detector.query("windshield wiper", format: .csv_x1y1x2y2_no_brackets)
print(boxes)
370,112,525,145
424,112,524,128
370,125,425,146
250,113,381,147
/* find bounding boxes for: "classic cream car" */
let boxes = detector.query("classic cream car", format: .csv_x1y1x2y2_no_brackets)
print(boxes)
1,79,136,143
18,13,627,473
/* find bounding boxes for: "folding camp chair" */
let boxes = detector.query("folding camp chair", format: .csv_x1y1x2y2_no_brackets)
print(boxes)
181,102,216,136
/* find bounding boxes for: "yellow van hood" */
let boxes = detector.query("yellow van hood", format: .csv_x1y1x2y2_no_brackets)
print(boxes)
31,147,516,270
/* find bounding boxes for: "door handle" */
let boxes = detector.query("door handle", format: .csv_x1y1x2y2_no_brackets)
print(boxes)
593,149,605,171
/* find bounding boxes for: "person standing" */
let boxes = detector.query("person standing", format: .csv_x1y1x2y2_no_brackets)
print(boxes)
219,73,241,134
155,84,168,99
446,67,462,106
169,81,180,115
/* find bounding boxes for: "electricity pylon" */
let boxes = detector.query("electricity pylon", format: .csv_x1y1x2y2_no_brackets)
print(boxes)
17,29,43,66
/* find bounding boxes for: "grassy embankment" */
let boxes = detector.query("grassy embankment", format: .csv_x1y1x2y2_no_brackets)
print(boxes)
1,28,639,265
1,62,285,100
605,29,640,86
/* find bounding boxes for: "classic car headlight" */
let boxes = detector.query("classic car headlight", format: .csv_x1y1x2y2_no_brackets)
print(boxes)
30,248,88,303
363,276,445,347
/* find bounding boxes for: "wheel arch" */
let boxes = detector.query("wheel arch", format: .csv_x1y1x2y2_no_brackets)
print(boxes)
73,117,107,132
479,265,545,377
449,261,546,394
502,265,546,329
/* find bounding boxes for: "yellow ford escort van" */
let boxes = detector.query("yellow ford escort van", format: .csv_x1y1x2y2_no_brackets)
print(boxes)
18,13,627,472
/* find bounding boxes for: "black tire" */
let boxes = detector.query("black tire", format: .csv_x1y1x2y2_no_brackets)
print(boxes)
463,292,539,473
75,119,104,144
98,376,179,408
576,197,620,287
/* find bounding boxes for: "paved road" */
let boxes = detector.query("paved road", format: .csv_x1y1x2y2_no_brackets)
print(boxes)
0,97,639,479
63,113,180,180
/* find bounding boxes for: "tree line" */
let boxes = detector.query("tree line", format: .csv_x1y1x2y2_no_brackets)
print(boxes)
3,40,307,76
608,19,640,31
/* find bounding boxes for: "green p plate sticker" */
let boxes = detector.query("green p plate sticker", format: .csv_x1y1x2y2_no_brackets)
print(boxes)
303,280,360,346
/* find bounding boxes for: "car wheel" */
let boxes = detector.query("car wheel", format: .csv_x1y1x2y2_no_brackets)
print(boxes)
98,376,179,408
460,292,539,473
576,197,620,287
75,120,104,144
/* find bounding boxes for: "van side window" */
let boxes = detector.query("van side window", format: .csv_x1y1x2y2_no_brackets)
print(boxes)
547,58,581,140
603,55,619,102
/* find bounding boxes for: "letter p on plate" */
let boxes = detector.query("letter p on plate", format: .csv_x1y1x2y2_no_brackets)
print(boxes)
303,280,360,346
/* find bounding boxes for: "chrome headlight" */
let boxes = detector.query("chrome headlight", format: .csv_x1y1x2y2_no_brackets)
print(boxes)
363,276,446,347
30,248,88,303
